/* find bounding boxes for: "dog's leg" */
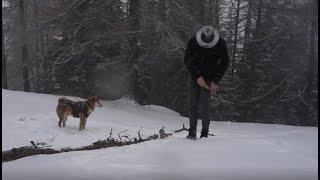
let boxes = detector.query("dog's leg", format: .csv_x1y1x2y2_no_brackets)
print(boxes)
84,118,87,129
79,113,85,131
62,115,67,127
58,115,63,128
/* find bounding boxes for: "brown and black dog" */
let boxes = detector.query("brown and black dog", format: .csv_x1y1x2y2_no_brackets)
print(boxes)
56,96,103,131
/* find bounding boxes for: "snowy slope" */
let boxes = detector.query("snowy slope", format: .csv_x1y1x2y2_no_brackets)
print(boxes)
2,89,183,150
2,89,318,180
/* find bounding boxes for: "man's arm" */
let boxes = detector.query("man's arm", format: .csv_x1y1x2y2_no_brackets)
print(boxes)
211,39,230,84
184,38,201,80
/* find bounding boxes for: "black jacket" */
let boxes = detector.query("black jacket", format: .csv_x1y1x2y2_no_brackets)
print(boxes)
64,100,89,118
184,36,229,85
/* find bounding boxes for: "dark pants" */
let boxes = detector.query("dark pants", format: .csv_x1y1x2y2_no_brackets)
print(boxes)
189,80,211,133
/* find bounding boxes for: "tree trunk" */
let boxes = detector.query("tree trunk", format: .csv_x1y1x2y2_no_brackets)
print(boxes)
128,0,140,63
304,0,317,106
158,0,167,26
32,0,40,92
299,0,317,125
198,0,206,25
241,0,252,62
187,0,206,25
249,0,262,81
209,0,219,28
214,0,220,29
18,0,30,92
231,0,241,81
240,0,263,122
128,0,142,103
2,30,8,89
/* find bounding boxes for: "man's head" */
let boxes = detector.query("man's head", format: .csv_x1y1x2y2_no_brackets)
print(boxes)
196,25,219,48
201,26,215,43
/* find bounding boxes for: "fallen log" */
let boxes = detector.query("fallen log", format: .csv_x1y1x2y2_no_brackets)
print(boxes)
2,127,167,163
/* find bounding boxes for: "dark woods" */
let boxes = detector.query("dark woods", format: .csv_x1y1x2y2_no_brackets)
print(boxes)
2,0,318,126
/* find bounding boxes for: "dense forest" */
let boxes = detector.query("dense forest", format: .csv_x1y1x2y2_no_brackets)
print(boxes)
2,0,318,126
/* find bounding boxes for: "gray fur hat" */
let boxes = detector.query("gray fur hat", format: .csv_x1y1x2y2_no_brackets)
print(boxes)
196,26,219,48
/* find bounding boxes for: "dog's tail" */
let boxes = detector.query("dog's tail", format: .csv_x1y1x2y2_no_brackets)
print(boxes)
58,97,67,106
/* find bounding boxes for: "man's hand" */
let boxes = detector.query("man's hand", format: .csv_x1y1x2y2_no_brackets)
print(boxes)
197,76,207,88
210,82,219,94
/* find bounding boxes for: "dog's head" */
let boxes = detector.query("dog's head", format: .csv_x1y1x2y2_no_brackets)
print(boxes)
87,96,103,108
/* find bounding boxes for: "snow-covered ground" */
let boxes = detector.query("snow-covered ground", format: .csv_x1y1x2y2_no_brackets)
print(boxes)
2,89,318,180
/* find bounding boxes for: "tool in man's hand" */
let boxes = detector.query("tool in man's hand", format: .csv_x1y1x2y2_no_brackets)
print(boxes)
201,84,214,101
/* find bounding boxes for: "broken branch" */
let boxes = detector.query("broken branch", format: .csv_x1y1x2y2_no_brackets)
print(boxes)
118,130,128,141
174,124,189,133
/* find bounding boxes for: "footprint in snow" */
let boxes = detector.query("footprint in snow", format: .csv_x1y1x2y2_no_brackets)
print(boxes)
18,117,26,121
18,116,33,121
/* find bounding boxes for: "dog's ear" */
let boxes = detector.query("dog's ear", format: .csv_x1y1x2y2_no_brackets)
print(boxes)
88,96,98,101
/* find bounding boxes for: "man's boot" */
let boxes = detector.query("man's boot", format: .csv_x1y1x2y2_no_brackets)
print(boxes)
186,128,197,140
200,129,208,138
